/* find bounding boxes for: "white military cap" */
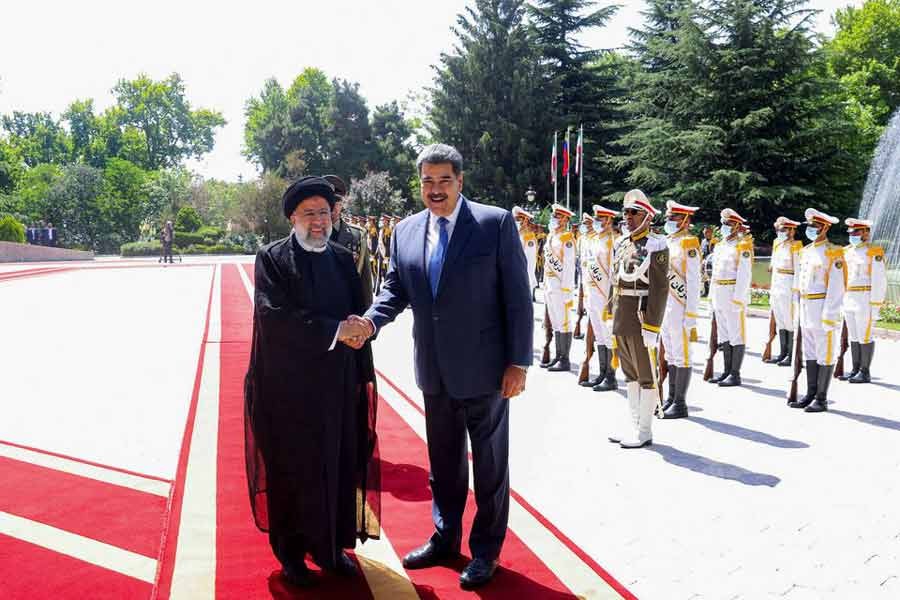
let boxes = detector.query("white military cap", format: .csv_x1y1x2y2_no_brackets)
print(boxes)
593,204,618,218
845,217,873,229
665,200,699,217
622,189,658,216
581,212,594,224
512,205,534,220
720,208,747,224
552,204,575,218
774,216,801,229
804,208,839,226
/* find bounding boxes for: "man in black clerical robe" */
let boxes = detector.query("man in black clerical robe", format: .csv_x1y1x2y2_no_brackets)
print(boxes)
244,176,380,588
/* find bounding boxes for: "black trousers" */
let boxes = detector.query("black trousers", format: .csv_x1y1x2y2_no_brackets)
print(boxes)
423,386,509,560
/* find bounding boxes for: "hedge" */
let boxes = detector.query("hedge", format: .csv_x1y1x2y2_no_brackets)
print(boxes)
0,215,26,243
120,241,248,257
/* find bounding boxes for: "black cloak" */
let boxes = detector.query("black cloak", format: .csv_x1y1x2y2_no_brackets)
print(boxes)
244,234,380,563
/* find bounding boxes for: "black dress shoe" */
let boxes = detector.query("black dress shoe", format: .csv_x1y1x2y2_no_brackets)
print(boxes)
282,562,315,588
333,551,360,577
460,557,498,590
402,540,460,570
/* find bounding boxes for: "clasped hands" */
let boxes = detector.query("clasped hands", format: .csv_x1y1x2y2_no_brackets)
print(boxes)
337,315,375,350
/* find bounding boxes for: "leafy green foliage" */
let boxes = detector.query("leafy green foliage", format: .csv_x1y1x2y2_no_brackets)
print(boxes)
345,171,406,217
0,214,26,243
175,205,203,232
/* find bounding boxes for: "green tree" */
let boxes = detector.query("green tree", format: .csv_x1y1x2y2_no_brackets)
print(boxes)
1,111,72,167
111,73,226,170
0,137,23,193
99,158,150,248
144,167,193,224
370,101,418,201
243,78,292,173
233,173,290,242
175,205,203,232
345,171,407,216
46,165,105,251
10,163,64,223
0,214,26,243
431,0,555,207
326,79,374,180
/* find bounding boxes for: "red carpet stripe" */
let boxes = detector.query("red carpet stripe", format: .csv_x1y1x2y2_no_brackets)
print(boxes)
0,457,167,559
0,535,152,599
216,264,374,599
153,267,216,600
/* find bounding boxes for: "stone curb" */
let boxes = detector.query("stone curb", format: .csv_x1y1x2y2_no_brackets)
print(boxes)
745,306,900,341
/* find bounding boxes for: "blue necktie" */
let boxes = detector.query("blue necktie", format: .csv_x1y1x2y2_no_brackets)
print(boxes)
429,217,449,297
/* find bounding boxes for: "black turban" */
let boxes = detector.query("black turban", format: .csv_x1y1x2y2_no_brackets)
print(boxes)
282,176,337,218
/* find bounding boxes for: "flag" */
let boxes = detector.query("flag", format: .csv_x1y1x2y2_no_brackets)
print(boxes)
551,134,557,183
575,126,583,175
562,133,570,177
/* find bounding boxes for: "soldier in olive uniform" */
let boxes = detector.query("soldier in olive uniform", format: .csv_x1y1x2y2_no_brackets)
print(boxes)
607,190,669,449
324,175,373,307
365,215,380,291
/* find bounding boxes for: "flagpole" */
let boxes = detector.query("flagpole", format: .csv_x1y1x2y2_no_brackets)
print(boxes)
565,127,571,211
578,124,583,219
553,131,558,206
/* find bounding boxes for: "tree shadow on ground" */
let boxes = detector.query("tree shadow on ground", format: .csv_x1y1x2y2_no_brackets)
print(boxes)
828,409,900,432
688,416,808,448
741,382,790,400
380,459,432,502
648,444,781,487
870,379,900,392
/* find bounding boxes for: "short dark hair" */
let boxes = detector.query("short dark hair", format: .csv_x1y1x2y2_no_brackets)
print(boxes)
416,143,463,176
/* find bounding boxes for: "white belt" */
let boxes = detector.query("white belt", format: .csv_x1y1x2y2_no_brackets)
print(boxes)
618,288,649,297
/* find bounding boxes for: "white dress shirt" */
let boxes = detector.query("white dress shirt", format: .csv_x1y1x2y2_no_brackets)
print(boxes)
425,195,464,276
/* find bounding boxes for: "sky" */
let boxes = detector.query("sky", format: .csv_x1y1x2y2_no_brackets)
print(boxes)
0,0,864,182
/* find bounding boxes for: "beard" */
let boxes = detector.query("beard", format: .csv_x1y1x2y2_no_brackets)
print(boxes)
294,220,333,249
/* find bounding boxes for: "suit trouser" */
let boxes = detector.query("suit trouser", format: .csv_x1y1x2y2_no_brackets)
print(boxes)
616,335,655,389
423,386,509,560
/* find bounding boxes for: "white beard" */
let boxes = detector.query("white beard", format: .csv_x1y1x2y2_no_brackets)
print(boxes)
293,221,333,253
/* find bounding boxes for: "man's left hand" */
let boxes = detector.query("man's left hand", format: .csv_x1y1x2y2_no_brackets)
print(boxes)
501,366,527,399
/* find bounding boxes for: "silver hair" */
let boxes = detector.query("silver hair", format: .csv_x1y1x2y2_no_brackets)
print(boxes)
416,143,463,176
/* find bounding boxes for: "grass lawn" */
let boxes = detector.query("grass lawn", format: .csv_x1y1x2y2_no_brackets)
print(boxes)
878,321,900,332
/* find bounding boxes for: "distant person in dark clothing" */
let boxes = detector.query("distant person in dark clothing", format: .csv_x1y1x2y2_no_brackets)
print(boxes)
26,225,36,245
161,221,174,264
46,223,57,247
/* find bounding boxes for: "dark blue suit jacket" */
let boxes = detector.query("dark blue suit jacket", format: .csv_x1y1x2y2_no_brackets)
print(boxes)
365,196,534,398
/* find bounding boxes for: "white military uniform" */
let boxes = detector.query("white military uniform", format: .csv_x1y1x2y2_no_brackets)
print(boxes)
513,206,539,290
770,236,803,332
711,233,753,346
583,228,615,347
843,240,886,344
798,240,846,366
662,229,701,368
544,220,577,334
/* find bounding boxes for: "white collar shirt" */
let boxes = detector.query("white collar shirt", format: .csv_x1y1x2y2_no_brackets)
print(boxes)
425,195,463,275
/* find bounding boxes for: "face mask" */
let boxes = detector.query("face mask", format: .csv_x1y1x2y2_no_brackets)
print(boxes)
579,224,589,234
719,224,732,238
849,235,862,246
664,220,680,235
592,219,604,233
776,231,788,242
549,217,560,230
805,226,819,242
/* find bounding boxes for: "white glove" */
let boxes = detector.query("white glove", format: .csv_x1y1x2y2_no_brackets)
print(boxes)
642,330,659,349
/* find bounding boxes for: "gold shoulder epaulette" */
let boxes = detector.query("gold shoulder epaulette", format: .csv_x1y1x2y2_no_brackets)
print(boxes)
737,238,753,252
559,232,575,243
791,241,804,252
522,232,536,242
681,236,700,250
825,247,844,260
867,245,885,258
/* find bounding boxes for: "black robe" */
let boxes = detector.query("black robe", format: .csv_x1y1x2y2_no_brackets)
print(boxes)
244,235,380,566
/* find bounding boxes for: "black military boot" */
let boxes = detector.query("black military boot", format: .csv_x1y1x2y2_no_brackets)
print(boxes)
594,349,618,392
663,366,691,419
541,334,561,369
839,342,861,381
849,342,873,384
765,330,787,364
777,331,794,367
662,366,677,412
580,346,607,387
719,345,744,387
805,364,834,412
548,333,572,372
789,361,818,408
708,343,732,384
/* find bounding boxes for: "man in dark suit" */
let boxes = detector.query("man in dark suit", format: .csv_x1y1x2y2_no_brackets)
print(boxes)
355,143,533,589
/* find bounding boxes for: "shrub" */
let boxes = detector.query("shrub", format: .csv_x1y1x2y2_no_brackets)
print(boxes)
121,241,163,256
173,231,206,247
880,302,900,324
0,214,26,243
174,206,203,232
120,240,247,256
196,225,225,240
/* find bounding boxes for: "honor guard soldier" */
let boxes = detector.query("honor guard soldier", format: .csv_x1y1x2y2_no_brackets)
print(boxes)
839,218,886,384
579,205,619,392
789,208,845,412
378,214,393,286
366,215,380,288
540,204,577,372
513,206,539,293
607,190,669,448
765,217,803,366
708,208,753,387
660,201,701,418
324,175,373,306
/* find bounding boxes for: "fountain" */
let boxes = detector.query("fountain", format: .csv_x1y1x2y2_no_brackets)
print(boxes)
858,108,900,304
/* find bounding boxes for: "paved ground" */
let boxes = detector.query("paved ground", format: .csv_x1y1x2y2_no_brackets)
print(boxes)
1,257,899,599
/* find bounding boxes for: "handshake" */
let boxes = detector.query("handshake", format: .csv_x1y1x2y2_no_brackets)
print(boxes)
337,315,375,350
